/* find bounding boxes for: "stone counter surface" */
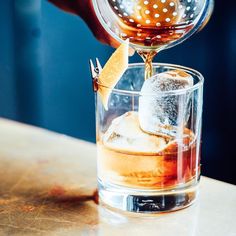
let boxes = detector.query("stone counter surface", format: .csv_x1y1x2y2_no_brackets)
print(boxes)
0,119,235,236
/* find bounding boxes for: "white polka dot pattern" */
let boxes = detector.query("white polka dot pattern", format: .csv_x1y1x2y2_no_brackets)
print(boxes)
105,0,206,47
109,0,202,29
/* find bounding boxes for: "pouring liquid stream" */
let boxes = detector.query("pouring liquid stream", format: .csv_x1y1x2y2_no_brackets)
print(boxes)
137,50,157,80
120,23,195,80
104,0,214,80
108,0,196,80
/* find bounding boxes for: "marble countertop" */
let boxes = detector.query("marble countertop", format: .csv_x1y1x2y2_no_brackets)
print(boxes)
0,118,235,236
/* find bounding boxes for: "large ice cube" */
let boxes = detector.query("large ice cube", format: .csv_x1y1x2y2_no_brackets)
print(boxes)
139,70,193,136
103,111,169,154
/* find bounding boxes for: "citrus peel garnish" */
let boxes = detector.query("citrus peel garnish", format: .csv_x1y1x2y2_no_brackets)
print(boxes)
97,40,129,110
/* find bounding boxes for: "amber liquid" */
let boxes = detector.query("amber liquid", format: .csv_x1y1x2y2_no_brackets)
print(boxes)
119,23,193,48
108,0,194,79
97,132,199,190
121,22,193,79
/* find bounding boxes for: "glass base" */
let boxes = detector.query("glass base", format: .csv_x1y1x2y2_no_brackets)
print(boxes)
98,179,198,214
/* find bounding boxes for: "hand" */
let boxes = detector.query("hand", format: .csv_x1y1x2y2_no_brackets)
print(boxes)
48,0,120,48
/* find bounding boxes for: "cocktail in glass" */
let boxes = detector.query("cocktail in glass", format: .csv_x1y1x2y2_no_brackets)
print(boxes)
95,63,203,213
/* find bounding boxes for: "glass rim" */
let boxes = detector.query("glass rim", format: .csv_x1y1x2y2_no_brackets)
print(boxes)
96,63,204,96
92,0,211,51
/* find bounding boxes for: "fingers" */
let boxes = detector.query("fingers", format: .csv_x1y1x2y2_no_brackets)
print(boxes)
86,1,135,55
47,0,135,56
47,0,79,14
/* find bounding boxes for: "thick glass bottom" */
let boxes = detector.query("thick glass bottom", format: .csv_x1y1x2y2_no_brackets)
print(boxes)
98,179,198,213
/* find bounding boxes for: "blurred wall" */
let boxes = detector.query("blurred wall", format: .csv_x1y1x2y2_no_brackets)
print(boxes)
0,0,235,184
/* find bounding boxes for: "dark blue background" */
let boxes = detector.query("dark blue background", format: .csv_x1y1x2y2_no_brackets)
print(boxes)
0,1,235,184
